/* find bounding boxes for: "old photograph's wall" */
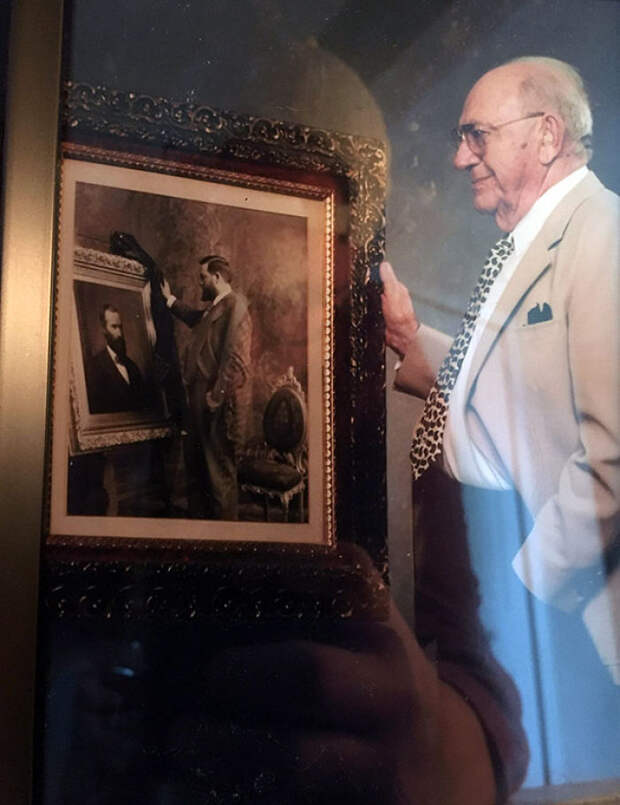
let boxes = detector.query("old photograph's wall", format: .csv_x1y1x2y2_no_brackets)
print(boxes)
74,182,309,436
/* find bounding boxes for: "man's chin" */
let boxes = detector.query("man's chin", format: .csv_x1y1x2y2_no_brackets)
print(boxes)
471,189,498,215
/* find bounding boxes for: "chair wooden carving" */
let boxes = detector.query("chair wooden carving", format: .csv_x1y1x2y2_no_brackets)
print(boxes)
238,367,307,522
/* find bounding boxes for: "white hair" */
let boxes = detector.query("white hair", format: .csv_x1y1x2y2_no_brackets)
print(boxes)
507,56,593,160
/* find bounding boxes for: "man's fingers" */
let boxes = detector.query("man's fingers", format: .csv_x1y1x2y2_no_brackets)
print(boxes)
379,260,397,288
379,261,410,309
378,260,420,359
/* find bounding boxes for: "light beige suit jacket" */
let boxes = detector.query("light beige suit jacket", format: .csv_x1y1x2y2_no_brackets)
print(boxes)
396,172,620,679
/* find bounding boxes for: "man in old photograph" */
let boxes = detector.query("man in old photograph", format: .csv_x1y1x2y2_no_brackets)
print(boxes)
85,303,147,414
161,255,252,520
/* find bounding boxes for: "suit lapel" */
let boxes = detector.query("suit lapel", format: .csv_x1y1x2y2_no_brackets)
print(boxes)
103,347,133,387
184,308,209,377
102,348,123,383
207,299,227,326
185,297,230,377
199,299,227,365
465,172,603,399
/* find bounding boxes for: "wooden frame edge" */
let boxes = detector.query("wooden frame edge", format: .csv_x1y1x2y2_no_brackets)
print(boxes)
0,0,64,801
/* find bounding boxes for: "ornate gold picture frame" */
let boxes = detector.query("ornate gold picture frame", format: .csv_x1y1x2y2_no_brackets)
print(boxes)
46,82,388,570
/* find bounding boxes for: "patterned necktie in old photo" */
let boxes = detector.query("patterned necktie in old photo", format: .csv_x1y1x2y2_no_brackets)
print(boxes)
409,235,515,480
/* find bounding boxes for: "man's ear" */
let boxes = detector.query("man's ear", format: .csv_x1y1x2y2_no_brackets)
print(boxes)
538,113,564,165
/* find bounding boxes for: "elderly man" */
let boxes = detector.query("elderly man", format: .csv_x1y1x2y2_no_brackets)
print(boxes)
161,255,252,521
382,56,619,678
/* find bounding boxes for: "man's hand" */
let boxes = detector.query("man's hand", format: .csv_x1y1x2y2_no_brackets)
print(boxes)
160,277,173,303
205,390,222,411
380,261,419,360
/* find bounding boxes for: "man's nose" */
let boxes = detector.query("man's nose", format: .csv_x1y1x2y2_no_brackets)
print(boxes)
453,138,480,170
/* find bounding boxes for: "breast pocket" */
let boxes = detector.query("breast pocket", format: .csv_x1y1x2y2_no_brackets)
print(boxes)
508,319,566,394
518,318,557,334
507,320,568,393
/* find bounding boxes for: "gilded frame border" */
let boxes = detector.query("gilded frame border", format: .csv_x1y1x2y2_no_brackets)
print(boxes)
40,81,388,622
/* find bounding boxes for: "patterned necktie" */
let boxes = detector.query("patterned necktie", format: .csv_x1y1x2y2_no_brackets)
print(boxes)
409,235,515,480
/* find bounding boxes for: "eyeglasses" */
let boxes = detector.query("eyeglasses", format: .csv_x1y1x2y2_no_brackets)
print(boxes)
451,112,545,155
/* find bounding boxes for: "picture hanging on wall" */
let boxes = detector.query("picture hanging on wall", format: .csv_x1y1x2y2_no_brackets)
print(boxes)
46,83,388,576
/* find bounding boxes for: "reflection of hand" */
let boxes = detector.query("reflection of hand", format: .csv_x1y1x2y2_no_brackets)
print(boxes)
380,261,419,360
160,277,172,302
75,667,146,779
187,545,496,804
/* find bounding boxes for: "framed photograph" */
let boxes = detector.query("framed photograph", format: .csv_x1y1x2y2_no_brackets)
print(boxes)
47,85,388,567
69,245,171,451
51,146,333,543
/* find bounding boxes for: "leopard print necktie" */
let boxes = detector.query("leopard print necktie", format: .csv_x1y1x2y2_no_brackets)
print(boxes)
410,235,515,480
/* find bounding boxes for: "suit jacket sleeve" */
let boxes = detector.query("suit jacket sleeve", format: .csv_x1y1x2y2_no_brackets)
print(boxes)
512,188,620,608
170,299,205,329
211,294,252,407
393,324,452,399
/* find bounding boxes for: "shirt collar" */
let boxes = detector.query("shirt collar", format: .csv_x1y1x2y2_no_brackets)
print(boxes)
211,287,231,308
511,165,589,254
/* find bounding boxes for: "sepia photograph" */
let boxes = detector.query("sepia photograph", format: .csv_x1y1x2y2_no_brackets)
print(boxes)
50,151,334,544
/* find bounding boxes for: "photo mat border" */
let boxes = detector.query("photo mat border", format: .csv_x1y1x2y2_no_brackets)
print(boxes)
50,145,335,548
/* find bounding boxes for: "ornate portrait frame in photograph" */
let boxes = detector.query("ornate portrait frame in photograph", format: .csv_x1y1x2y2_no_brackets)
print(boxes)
68,245,172,452
44,81,389,611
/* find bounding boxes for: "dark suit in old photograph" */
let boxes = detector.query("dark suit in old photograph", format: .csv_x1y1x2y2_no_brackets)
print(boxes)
162,255,252,520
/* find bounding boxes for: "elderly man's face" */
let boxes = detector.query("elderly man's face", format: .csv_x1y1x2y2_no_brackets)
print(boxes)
453,67,545,231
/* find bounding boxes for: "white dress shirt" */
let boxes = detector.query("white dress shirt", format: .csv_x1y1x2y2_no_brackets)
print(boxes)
106,344,130,384
443,166,589,488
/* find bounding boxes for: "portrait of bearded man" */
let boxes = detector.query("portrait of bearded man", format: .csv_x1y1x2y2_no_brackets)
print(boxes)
85,303,147,414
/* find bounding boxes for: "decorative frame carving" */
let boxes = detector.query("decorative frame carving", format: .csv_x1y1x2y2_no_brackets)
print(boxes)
44,81,388,621
68,246,172,452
